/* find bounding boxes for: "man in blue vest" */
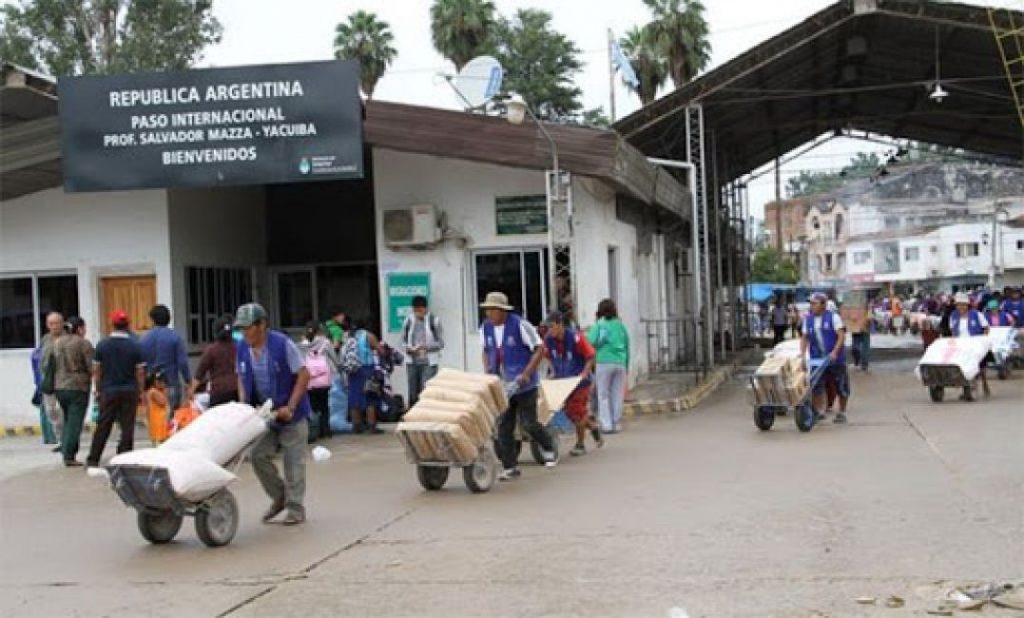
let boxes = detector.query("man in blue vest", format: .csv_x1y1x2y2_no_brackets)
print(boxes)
234,303,312,525
800,292,850,424
544,311,602,456
949,292,990,400
479,291,556,480
1002,287,1023,326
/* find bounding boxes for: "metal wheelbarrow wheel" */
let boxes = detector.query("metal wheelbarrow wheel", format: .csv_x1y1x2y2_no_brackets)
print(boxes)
416,465,450,491
195,489,239,547
137,509,183,544
794,402,816,433
463,447,497,493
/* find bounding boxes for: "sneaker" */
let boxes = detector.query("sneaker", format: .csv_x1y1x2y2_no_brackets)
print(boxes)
590,428,604,448
352,424,366,435
541,449,558,468
262,499,286,523
51,446,61,453
833,412,847,424
63,460,83,467
368,425,384,435
569,444,586,457
814,412,825,422
498,468,521,481
282,510,305,526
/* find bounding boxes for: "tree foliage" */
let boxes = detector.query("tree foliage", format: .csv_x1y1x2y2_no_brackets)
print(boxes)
642,0,711,89
491,9,583,121
619,25,667,105
429,0,496,72
333,10,397,99
0,0,222,76
751,247,800,284
578,107,611,129
786,152,880,198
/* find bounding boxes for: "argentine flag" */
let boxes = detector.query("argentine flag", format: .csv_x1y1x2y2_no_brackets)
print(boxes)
611,40,639,88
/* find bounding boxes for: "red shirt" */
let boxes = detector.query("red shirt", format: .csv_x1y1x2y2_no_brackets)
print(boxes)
546,331,596,363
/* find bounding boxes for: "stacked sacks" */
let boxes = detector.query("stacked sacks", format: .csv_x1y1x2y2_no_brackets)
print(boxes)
108,402,272,501
396,369,507,464
753,354,807,406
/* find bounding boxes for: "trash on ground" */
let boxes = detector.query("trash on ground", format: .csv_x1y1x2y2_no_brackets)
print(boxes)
311,445,331,462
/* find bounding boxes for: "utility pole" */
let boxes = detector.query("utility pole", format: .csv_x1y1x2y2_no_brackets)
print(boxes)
607,28,617,122
774,157,782,252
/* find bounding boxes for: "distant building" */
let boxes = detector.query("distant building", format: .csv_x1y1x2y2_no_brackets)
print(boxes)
799,163,1024,290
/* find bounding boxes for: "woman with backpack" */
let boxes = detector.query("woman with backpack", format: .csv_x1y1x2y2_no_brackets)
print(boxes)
341,319,385,434
191,316,239,407
301,321,340,441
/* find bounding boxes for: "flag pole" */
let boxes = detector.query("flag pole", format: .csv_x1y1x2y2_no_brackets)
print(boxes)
608,27,617,122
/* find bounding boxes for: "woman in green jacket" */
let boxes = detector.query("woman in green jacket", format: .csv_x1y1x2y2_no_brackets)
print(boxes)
587,299,629,433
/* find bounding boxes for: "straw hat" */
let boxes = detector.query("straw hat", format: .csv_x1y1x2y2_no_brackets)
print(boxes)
480,291,513,311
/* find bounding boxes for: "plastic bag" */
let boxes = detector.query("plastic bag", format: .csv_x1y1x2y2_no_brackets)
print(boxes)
328,374,352,433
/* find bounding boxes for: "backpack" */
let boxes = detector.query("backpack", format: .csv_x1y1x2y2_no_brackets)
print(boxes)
340,337,361,374
305,341,332,389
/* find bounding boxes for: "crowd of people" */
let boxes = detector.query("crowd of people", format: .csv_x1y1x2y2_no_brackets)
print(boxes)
28,291,633,522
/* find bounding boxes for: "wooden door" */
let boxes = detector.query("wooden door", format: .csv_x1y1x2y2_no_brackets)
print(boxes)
100,276,157,336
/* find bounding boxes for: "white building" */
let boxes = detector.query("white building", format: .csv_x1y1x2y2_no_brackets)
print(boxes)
845,220,1024,290
0,64,690,427
803,200,849,287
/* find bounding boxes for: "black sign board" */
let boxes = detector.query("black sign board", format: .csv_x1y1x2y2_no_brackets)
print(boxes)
496,195,548,235
58,60,363,191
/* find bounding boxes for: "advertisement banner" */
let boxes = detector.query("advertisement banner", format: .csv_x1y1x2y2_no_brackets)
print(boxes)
59,60,363,191
387,272,431,333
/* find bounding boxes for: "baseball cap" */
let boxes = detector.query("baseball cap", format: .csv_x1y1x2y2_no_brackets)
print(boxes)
233,303,267,328
110,310,130,327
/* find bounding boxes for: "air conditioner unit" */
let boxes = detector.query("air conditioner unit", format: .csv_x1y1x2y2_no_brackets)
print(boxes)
929,269,940,277
382,204,441,247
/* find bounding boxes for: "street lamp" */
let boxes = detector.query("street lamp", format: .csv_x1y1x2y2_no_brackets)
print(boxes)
505,93,565,201
505,92,569,317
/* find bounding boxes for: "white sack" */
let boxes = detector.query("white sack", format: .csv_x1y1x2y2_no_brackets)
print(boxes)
988,326,1019,357
161,401,269,465
109,448,236,502
765,339,802,360
915,336,992,382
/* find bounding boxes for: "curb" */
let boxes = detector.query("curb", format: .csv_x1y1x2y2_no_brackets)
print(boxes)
0,422,132,439
623,362,739,418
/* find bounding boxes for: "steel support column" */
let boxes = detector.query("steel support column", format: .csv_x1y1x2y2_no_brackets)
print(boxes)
685,104,713,371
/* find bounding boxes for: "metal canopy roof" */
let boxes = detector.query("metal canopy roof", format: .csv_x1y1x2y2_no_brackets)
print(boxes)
615,0,1024,182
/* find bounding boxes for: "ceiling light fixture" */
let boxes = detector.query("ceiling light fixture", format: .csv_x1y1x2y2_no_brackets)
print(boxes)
929,27,948,103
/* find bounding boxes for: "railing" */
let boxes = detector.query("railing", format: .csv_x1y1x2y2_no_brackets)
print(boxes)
641,315,706,377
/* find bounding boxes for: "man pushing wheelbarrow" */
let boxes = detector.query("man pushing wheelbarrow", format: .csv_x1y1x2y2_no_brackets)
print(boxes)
800,293,850,424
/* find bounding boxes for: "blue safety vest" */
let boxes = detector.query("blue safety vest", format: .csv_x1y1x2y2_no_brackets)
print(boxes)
803,310,846,363
545,328,591,388
237,330,311,427
482,313,539,390
949,310,986,336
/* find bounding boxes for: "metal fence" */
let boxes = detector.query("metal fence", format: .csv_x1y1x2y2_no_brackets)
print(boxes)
641,315,707,377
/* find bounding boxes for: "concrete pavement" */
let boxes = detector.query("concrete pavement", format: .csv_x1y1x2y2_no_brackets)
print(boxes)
1,357,1021,617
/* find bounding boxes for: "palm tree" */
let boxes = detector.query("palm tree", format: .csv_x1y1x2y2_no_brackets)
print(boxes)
333,10,397,99
619,25,667,105
430,0,496,72
643,0,711,89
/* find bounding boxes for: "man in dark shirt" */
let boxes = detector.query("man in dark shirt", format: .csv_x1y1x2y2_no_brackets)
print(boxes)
140,304,191,411
87,311,146,469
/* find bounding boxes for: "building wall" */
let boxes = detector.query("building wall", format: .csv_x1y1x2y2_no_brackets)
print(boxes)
0,187,172,425
764,199,809,248
371,149,651,392
166,186,268,348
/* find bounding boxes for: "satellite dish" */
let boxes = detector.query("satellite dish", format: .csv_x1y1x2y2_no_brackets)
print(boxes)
452,56,503,109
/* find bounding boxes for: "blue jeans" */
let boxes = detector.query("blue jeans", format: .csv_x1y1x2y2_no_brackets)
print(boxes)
852,332,870,369
596,364,627,431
